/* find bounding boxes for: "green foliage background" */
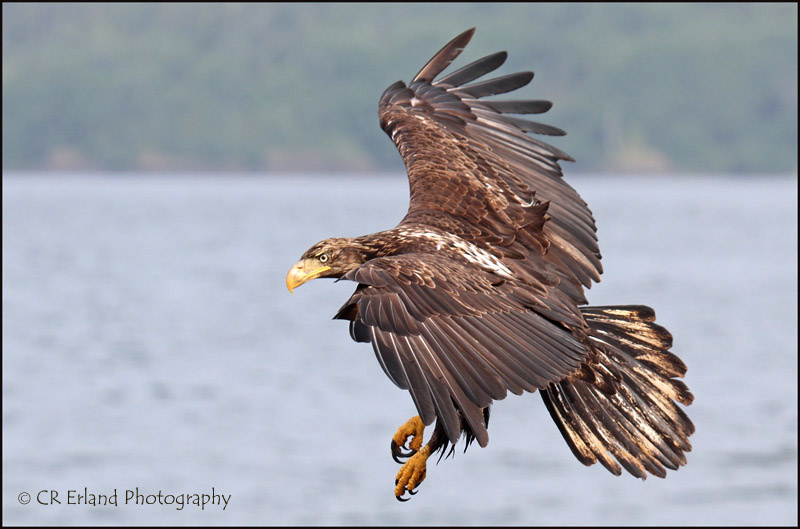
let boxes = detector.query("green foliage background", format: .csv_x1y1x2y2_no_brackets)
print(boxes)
2,3,797,173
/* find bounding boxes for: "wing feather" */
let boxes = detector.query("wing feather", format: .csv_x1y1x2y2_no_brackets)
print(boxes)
372,326,436,424
453,71,535,98
437,51,508,87
475,99,553,115
412,28,476,83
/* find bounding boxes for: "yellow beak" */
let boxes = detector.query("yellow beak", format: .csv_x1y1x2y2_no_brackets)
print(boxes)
286,259,331,293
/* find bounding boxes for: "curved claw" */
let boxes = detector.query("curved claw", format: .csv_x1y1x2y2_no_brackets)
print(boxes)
391,439,417,463
394,445,430,501
394,482,420,501
391,416,425,464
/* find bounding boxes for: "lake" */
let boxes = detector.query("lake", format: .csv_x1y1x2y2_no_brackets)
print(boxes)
2,173,797,525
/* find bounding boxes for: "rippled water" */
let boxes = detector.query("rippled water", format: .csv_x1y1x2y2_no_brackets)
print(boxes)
2,173,797,525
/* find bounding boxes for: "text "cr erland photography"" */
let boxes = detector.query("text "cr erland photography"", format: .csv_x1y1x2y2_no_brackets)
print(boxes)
20,487,231,511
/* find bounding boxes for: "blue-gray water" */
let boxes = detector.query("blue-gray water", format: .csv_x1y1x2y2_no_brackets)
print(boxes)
2,173,797,526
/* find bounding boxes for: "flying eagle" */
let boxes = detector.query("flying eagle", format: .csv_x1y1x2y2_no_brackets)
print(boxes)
286,28,694,501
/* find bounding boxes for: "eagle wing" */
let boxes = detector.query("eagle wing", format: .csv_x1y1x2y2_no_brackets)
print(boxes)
337,29,607,446
334,253,590,446
379,28,602,296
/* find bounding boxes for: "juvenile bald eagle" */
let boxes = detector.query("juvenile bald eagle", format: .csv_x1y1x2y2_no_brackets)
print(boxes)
287,28,694,501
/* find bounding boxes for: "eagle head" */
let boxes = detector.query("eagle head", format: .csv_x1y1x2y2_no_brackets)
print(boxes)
286,237,371,293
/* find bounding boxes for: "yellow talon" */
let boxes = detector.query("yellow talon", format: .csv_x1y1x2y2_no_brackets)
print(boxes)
392,415,425,456
395,445,431,500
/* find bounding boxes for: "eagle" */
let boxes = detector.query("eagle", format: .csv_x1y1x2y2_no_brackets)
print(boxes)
286,28,694,501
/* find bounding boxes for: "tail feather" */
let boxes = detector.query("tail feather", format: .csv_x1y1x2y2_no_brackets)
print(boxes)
541,305,694,479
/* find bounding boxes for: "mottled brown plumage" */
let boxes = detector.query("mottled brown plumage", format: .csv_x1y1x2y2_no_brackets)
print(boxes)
287,28,694,500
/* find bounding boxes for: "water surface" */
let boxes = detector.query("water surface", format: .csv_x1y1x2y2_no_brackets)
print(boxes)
2,173,797,525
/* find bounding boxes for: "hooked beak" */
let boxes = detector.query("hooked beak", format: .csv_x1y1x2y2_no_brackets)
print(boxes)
286,259,331,293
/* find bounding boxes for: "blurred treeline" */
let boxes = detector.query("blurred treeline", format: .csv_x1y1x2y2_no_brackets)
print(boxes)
2,3,797,174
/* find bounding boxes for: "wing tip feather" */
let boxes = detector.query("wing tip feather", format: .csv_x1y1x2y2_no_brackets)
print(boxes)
413,27,477,83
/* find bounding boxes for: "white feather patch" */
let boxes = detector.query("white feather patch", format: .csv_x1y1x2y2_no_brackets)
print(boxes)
398,229,514,278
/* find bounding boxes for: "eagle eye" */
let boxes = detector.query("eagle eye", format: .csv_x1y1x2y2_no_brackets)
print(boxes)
318,253,329,263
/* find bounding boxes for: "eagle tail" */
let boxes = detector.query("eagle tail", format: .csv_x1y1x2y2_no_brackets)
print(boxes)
540,305,695,479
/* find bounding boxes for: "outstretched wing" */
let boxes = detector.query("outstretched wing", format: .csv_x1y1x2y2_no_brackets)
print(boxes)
334,253,591,447
379,28,602,296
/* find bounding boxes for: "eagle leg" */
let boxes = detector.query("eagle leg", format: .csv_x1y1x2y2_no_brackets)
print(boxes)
390,415,425,463
394,418,450,501
395,445,431,501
